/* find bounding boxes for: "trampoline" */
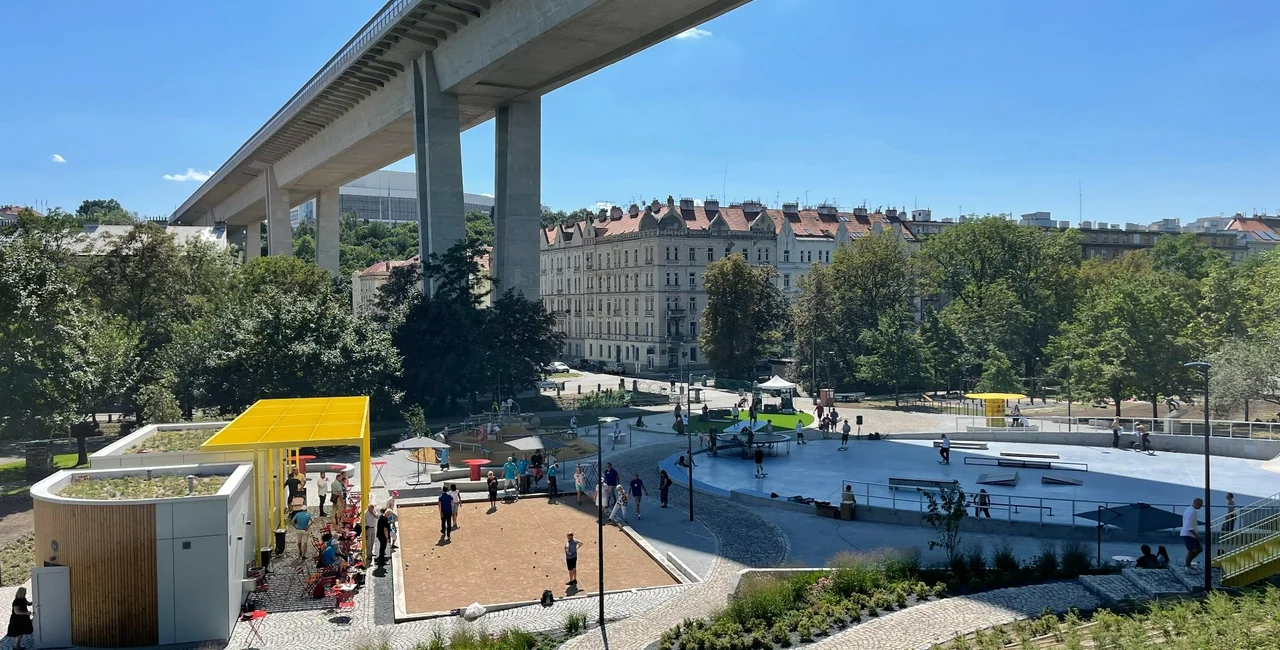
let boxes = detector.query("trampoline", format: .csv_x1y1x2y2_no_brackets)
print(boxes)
715,431,792,457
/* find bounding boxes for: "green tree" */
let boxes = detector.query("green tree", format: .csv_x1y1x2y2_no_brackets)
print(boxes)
76,198,136,224
1151,233,1226,281
790,264,840,394
485,289,566,402
137,375,183,425
465,209,494,247
1207,337,1280,419
975,348,1020,393
699,255,786,379
237,255,335,298
856,314,925,405
924,486,969,566
402,403,429,438
919,307,964,390
541,209,569,229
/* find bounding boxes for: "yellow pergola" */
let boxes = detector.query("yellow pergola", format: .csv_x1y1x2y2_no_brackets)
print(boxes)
200,396,371,552
965,392,1028,427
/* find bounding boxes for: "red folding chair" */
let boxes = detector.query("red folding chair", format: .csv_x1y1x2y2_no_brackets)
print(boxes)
243,610,267,647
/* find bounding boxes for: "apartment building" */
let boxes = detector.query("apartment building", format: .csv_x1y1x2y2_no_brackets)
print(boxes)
539,196,913,373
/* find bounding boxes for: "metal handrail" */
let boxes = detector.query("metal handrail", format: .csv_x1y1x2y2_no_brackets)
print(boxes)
172,0,420,219
1210,490,1280,528
948,414,1280,440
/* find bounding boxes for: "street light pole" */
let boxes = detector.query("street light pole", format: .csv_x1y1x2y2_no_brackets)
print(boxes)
1184,361,1213,593
595,416,618,647
685,354,694,522
1065,355,1073,432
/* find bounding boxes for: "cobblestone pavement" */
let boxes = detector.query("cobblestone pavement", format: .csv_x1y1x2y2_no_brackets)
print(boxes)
806,581,1101,650
561,442,789,650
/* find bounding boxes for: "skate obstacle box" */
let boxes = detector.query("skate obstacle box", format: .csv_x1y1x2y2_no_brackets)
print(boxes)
1000,451,1059,459
977,472,1019,486
933,440,987,450
964,456,1088,472
1041,473,1084,486
888,477,960,490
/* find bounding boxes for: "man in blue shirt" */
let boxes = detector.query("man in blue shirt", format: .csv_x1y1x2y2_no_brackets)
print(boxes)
503,456,518,493
603,463,619,507
292,508,313,557
319,533,338,567
438,490,454,540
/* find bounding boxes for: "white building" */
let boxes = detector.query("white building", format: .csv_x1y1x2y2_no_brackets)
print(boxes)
540,197,914,373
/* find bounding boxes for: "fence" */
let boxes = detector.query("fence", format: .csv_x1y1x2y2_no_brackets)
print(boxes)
838,478,1239,531
1047,416,1280,440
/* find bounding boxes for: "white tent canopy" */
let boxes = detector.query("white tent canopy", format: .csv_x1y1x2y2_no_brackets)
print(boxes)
758,375,797,391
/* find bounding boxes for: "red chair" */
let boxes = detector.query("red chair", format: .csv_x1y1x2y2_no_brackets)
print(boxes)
243,610,267,647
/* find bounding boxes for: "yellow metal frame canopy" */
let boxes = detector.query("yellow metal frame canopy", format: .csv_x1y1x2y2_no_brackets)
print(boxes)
202,396,372,552
964,393,1028,401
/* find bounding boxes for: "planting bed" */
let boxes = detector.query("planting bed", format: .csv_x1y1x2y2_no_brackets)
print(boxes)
124,428,216,454
57,474,227,499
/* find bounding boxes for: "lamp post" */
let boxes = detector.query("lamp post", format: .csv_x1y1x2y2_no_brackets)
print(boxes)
1064,355,1073,432
1183,361,1212,593
683,351,694,522
596,415,619,645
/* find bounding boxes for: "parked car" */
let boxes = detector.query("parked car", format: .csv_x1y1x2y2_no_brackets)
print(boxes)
544,361,571,374
536,379,563,391
573,358,594,370
602,361,626,374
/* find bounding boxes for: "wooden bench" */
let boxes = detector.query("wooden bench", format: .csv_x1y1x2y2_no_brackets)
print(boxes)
999,451,1059,459
889,477,960,490
933,440,988,450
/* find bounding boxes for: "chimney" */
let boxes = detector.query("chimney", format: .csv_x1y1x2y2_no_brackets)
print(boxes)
852,207,868,217
628,204,639,217
885,208,898,218
679,197,695,211
650,199,662,212
704,198,720,212
818,204,838,218
609,206,624,220
742,200,763,214
782,202,799,214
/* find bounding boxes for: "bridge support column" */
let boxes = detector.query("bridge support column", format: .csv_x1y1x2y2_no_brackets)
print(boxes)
412,53,466,295
266,166,292,256
493,99,541,300
316,188,340,275
245,221,262,260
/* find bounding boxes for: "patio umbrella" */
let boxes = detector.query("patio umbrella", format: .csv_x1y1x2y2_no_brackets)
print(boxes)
393,437,450,486
505,436,569,452
1074,503,1185,565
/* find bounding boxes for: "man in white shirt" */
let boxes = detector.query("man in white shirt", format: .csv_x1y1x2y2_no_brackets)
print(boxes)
316,472,331,516
1180,498,1203,567
939,434,952,464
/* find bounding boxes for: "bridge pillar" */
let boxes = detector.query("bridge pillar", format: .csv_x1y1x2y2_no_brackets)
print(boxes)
315,188,340,275
493,99,541,300
266,166,292,256
245,221,262,260
412,53,466,295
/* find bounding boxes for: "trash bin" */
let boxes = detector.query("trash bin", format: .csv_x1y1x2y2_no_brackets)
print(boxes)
840,502,855,521
274,529,286,556
520,474,531,494
260,547,273,568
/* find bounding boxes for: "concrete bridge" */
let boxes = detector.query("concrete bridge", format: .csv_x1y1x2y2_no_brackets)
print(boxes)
168,0,749,297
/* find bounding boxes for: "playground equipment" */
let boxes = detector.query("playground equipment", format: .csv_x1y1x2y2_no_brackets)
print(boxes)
965,392,1029,427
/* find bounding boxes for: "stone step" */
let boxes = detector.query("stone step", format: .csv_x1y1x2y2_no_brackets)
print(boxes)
1078,573,1147,604
1167,564,1223,592
1120,568,1191,598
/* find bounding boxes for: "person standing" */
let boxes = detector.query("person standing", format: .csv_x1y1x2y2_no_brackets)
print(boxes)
375,507,392,565
6,587,32,650
564,532,583,588
503,456,518,495
292,506,313,557
569,415,578,431
609,484,628,525
329,472,345,520
629,473,648,518
1111,417,1122,448
547,463,559,500
795,420,805,445
574,465,587,505
487,471,499,509
1181,498,1203,567
816,403,825,422
450,484,462,529
939,434,951,464
316,472,330,516
974,489,991,518
285,470,303,507
841,420,851,448
754,447,766,477
1224,493,1237,532
709,427,718,456
658,470,673,508
438,489,454,540
363,503,378,560
603,463,620,507
732,403,740,422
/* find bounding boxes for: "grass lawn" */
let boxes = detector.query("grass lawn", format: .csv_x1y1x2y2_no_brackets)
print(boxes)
686,411,814,434
550,371,583,379
125,428,216,453
57,474,227,500
0,534,32,587
0,453,86,495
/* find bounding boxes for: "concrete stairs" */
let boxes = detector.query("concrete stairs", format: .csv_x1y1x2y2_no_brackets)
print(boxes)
1077,565,1219,605
1077,573,1150,604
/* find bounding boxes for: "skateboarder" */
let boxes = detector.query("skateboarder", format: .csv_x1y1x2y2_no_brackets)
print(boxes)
939,434,951,464
840,420,851,449
754,447,766,477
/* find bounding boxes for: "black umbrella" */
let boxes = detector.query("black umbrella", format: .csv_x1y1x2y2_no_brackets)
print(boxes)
1075,503,1186,565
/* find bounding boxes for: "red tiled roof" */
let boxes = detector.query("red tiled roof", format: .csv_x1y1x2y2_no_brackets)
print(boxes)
543,203,910,242
0,205,41,217
359,247,491,277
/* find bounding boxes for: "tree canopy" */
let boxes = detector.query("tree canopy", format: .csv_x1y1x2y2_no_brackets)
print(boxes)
699,254,786,379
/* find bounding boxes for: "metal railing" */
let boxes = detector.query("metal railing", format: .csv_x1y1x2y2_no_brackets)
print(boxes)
173,0,418,219
838,478,1229,531
946,414,1280,440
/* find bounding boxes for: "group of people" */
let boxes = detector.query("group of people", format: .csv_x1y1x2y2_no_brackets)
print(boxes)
435,484,462,541
1134,544,1173,569
1110,419,1152,452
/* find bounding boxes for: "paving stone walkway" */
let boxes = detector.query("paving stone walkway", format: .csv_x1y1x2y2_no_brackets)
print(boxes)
805,581,1101,650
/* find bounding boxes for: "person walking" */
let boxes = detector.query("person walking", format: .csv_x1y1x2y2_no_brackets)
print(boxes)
487,471,499,509
629,473,648,518
709,427,718,456
939,434,951,464
658,470,673,508
1180,498,1203,567
316,472,330,516
450,484,462,530
795,420,805,445
974,489,991,518
754,447,766,477
1224,493,1237,533
6,587,32,650
375,507,392,565
574,465,587,505
603,462,620,507
609,484,628,525
564,532,583,588
841,420,851,448
547,463,559,500
1111,417,1122,448
292,506,313,557
438,488,454,540
285,470,303,509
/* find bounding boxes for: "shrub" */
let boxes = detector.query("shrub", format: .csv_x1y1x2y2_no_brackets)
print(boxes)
881,548,922,582
770,623,790,647
1034,543,1060,579
964,542,986,576
722,577,803,627
991,541,1019,574
1060,541,1092,577
932,582,948,598
894,588,908,609
564,613,588,636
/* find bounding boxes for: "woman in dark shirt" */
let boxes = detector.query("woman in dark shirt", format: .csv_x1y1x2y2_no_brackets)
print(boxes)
658,470,673,508
487,471,499,509
7,587,32,650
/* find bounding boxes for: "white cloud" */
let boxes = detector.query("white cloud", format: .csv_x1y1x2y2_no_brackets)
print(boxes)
478,192,494,198
50,154,66,163
675,27,712,40
163,168,214,182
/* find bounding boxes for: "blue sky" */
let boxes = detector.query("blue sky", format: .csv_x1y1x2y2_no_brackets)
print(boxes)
3,0,1278,223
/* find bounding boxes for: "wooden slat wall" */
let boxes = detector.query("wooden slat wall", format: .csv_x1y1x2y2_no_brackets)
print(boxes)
34,499,158,647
